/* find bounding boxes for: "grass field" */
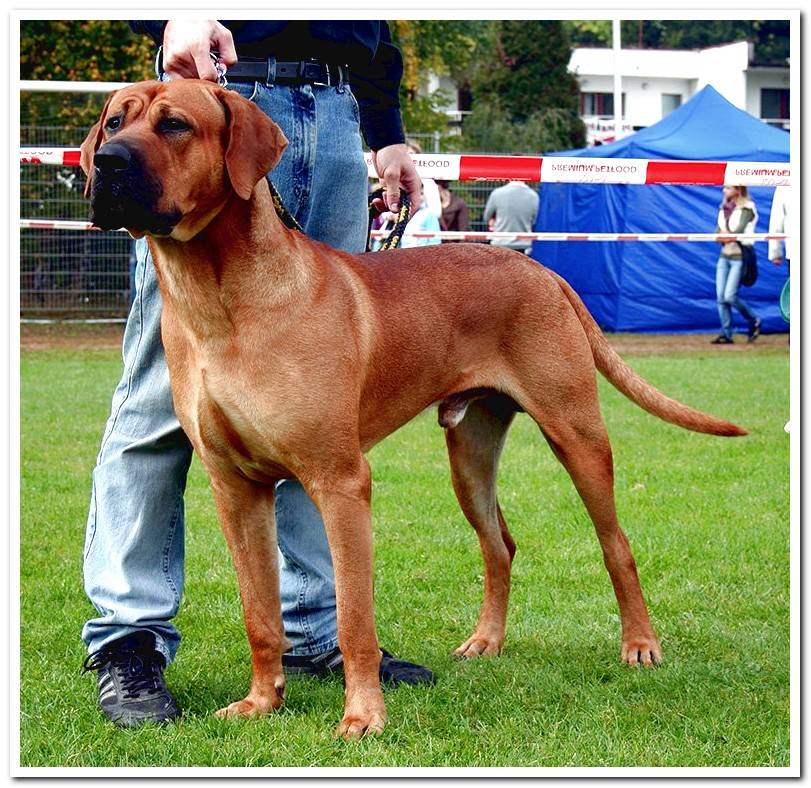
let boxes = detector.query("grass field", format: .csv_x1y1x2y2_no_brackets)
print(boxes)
19,337,791,769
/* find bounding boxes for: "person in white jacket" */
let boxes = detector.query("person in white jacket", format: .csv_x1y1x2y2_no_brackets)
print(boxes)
712,185,761,344
768,185,794,266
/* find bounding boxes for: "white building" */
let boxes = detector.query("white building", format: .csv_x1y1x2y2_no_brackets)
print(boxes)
570,41,789,144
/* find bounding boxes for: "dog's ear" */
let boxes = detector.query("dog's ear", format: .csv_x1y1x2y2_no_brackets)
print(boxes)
80,91,118,198
219,88,288,200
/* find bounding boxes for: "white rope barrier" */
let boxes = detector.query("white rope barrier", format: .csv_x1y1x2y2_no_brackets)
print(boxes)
20,79,130,93
18,220,787,243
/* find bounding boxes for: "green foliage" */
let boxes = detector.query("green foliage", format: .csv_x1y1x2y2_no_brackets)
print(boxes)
20,20,153,128
401,90,453,138
390,21,496,146
460,100,584,154
464,21,585,152
390,20,494,89
563,20,613,47
564,19,790,64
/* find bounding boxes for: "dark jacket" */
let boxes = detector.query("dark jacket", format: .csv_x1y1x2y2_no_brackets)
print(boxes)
130,20,405,151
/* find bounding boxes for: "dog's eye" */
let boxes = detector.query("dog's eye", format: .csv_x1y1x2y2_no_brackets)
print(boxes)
159,117,191,133
104,116,122,131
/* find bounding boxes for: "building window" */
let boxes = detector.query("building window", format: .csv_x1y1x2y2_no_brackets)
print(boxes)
761,88,789,123
661,93,682,116
580,92,626,116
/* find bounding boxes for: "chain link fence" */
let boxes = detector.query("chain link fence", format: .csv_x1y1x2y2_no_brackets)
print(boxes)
20,121,136,317
20,123,507,318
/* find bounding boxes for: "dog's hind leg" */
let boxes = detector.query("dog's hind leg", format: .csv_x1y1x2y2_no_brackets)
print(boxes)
537,409,662,667
443,395,517,658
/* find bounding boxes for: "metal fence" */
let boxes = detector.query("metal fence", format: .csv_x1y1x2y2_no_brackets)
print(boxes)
19,124,505,318
20,121,136,317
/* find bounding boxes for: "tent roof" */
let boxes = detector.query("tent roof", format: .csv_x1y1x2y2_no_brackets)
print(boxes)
554,85,789,162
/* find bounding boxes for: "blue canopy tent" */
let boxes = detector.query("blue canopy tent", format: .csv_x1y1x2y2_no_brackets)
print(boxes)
533,86,790,333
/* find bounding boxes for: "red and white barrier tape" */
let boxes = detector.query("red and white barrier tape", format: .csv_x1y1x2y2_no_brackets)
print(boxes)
18,220,787,243
19,148,792,187
20,149,82,167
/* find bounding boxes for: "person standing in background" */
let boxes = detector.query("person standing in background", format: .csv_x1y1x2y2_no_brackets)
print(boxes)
436,180,469,241
482,180,539,254
712,184,761,345
406,138,442,222
768,185,794,268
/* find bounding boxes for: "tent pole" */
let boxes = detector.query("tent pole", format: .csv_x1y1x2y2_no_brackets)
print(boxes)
613,18,622,141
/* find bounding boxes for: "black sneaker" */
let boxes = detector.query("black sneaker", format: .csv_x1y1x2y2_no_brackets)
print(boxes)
710,335,734,344
282,647,435,687
82,631,180,727
748,319,762,343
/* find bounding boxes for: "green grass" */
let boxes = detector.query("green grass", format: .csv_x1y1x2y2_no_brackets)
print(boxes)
20,343,790,768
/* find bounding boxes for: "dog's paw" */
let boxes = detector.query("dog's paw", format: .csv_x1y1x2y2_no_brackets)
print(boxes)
335,696,386,741
620,634,662,667
334,688,386,740
215,683,285,719
334,709,386,740
453,632,503,659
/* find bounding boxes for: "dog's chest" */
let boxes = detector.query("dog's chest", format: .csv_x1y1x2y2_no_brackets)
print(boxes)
191,367,295,482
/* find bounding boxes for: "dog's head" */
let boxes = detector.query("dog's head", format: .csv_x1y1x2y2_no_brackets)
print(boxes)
80,79,288,240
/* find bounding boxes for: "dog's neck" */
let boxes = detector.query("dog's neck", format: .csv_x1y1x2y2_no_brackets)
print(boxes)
147,180,315,344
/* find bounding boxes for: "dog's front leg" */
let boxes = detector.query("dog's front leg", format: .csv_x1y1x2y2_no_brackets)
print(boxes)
306,458,386,739
208,470,288,718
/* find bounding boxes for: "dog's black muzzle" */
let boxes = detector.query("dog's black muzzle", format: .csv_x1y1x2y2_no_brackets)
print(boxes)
89,141,181,235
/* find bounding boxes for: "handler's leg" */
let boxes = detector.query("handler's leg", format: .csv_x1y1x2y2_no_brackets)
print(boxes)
82,238,191,725
262,83,433,685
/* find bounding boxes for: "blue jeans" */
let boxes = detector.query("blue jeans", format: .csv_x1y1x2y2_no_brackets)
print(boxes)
715,254,758,339
82,78,369,663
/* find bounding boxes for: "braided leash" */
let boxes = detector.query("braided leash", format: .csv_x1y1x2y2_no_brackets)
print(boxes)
366,188,412,252
268,180,304,233
268,181,411,252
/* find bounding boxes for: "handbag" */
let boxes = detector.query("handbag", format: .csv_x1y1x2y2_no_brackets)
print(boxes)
740,244,758,287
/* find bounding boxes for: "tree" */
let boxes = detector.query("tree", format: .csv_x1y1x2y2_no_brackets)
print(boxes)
564,18,789,63
464,21,585,152
20,20,153,130
389,20,494,139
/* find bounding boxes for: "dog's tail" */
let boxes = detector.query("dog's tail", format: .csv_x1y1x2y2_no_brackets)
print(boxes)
548,270,747,437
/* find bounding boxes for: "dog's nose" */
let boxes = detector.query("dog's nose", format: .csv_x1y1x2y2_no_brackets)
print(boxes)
94,142,132,175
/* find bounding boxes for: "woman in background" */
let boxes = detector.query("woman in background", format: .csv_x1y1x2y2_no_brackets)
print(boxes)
712,184,761,344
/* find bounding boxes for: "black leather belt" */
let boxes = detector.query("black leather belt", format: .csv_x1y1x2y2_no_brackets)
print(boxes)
226,57,348,87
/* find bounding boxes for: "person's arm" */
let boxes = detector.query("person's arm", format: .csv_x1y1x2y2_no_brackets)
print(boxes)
768,190,785,264
349,23,404,153
483,193,497,224
355,24,420,214
731,207,755,235
457,198,469,232
727,206,755,257
129,20,167,44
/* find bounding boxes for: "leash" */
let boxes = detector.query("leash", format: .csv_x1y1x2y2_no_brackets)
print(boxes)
267,181,411,252
366,188,411,252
